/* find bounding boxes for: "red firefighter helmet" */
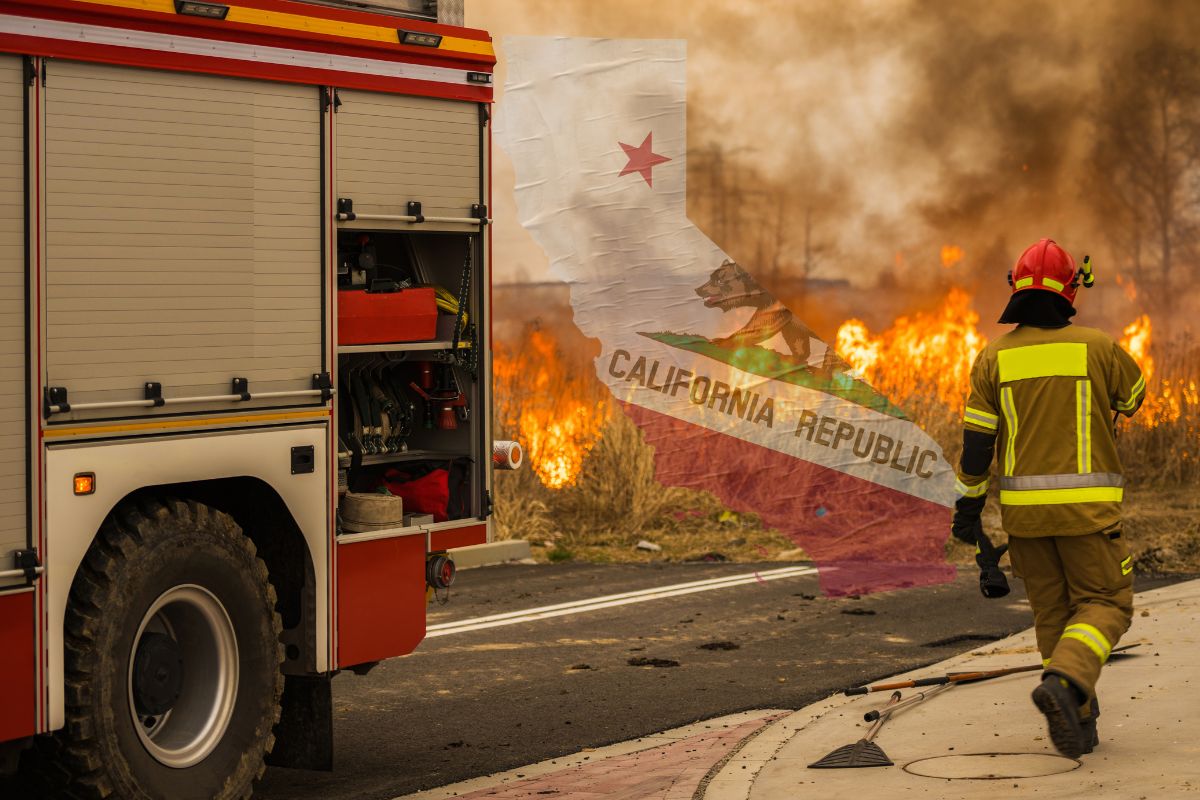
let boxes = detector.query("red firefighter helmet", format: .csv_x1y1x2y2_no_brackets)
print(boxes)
1008,238,1079,304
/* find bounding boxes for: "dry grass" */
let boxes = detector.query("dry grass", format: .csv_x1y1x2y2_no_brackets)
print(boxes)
493,302,1198,571
493,410,800,563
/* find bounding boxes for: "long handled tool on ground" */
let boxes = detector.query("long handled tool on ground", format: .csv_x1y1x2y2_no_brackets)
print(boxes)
862,681,955,722
843,643,1143,697
808,691,901,769
843,664,1041,695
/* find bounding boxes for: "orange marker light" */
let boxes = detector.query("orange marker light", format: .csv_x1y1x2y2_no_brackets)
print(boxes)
73,473,95,496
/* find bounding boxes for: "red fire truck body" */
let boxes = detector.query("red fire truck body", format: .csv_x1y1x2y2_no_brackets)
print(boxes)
0,0,495,794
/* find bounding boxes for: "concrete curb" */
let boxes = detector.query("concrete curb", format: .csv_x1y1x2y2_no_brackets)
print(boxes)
449,539,533,569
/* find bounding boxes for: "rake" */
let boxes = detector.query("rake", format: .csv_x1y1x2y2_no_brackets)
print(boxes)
807,691,900,769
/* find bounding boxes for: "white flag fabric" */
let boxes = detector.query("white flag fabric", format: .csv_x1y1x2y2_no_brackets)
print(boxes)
497,37,956,595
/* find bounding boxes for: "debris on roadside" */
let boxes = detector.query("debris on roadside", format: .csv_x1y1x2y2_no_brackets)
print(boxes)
635,540,662,552
685,552,729,562
628,657,680,668
698,641,740,651
842,608,876,616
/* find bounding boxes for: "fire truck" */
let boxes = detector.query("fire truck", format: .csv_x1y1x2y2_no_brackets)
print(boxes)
0,0,500,796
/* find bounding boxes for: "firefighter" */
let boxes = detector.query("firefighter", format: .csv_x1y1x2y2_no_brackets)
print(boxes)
951,238,1145,759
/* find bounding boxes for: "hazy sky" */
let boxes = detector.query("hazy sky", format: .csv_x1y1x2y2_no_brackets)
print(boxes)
468,1,1199,289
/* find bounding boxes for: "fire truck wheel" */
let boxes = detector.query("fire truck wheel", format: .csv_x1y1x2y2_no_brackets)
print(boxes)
59,496,284,800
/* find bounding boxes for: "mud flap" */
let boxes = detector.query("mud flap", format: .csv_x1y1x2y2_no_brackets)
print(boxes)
267,674,334,771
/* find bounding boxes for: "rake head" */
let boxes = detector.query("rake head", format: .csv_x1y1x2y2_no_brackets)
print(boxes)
807,738,893,769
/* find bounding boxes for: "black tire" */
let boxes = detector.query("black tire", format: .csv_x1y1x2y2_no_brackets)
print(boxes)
58,496,283,800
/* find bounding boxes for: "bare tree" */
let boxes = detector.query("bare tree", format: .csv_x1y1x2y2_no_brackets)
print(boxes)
1090,43,1200,317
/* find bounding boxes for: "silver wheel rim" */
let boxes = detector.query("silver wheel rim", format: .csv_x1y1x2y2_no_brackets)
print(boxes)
127,584,239,769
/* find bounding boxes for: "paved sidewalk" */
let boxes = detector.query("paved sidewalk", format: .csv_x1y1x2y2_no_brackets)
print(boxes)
392,579,1199,800
714,578,1200,799
393,711,789,800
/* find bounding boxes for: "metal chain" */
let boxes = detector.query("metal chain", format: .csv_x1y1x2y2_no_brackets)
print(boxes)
452,238,477,378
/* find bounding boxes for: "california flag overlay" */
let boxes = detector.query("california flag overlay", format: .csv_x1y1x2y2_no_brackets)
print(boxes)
497,37,955,595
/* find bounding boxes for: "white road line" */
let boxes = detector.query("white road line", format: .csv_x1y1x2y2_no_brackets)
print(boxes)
426,565,820,638
430,565,815,629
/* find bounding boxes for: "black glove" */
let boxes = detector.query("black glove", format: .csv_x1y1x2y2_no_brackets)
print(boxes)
951,503,982,544
973,521,1010,599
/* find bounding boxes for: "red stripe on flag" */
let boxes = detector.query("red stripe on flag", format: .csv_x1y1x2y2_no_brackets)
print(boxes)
620,402,955,596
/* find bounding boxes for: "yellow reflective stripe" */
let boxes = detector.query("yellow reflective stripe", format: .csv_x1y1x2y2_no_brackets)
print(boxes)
1042,276,1065,291
997,342,1088,382
964,407,999,430
1076,379,1091,474
1117,375,1146,411
1000,386,1018,476
966,406,998,423
68,0,496,56
1062,631,1107,662
1000,486,1124,505
955,478,989,498
1042,657,1052,668
1121,556,1134,576
1015,276,1034,289
1062,623,1112,663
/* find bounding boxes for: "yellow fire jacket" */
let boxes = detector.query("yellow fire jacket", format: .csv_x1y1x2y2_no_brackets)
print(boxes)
956,324,1145,537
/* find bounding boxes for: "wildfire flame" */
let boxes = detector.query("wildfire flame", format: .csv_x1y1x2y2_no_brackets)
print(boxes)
940,244,964,268
836,296,1193,437
1120,314,1153,383
1119,314,1197,429
493,327,609,489
835,287,986,414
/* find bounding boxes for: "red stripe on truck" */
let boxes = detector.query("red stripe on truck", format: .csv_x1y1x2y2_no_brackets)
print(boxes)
335,535,426,669
0,591,36,743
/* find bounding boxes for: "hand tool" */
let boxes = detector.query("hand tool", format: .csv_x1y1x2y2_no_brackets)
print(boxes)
863,681,955,722
843,644,1142,696
808,691,901,769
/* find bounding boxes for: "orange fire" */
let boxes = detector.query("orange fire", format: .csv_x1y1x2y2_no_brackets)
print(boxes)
940,244,964,268
493,327,609,489
835,287,986,414
1120,314,1154,382
1119,314,1198,428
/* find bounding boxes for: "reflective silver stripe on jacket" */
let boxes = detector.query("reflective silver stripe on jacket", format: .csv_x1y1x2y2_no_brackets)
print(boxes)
999,472,1125,491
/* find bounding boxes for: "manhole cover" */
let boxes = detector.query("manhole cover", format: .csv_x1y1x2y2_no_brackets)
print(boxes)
903,753,1079,780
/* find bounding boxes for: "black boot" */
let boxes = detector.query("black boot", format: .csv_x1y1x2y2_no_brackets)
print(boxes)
1080,697,1100,754
1032,675,1086,758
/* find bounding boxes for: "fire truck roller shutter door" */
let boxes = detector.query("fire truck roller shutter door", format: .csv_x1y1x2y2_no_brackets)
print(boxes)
0,55,26,593
335,89,481,231
0,54,36,746
44,61,322,420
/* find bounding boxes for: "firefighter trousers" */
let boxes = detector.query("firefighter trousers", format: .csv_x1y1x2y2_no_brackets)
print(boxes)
1008,529,1134,718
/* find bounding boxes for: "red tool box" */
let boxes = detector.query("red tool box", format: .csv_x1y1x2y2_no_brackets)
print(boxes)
338,287,438,345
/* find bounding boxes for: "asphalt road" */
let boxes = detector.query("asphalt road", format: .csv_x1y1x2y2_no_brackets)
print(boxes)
256,562,1185,800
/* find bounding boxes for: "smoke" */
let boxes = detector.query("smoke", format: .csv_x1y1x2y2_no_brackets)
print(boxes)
471,0,1200,328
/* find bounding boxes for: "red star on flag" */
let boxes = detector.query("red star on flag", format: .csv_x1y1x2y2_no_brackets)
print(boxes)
618,133,671,187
